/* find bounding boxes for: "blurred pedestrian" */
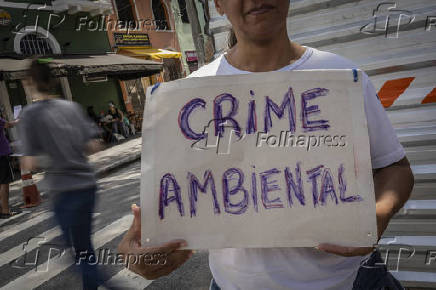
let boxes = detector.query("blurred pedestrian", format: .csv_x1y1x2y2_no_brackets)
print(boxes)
0,114,19,219
18,59,103,289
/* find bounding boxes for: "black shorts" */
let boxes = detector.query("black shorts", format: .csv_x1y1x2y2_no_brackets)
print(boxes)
0,155,13,184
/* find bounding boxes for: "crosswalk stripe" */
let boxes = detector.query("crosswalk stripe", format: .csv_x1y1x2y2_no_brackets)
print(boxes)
0,211,53,243
0,211,30,227
99,268,152,290
0,226,61,268
2,214,132,290
0,213,101,268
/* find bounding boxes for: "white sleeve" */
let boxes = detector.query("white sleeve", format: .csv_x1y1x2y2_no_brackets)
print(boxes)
363,73,406,169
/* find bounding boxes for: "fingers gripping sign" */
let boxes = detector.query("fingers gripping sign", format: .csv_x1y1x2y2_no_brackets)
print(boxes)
117,204,193,280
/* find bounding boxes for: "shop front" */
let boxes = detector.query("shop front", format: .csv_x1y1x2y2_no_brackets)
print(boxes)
110,32,182,114
0,54,162,141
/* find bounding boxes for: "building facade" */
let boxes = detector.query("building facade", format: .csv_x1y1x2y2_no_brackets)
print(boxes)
0,0,161,140
171,0,215,74
107,0,186,113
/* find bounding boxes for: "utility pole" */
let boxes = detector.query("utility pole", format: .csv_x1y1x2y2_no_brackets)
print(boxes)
185,0,205,67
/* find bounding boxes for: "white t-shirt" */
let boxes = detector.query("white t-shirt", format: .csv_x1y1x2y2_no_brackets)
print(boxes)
188,47,405,290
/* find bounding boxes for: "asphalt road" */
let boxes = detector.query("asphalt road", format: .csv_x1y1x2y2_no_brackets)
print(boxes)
0,161,212,290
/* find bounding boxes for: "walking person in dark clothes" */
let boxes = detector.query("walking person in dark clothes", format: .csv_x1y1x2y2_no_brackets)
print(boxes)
0,114,19,219
18,60,103,289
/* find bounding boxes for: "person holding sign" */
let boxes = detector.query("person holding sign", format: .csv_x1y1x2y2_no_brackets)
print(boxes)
118,0,414,289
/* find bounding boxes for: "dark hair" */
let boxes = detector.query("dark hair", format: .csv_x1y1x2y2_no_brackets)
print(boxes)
29,59,61,94
228,28,237,48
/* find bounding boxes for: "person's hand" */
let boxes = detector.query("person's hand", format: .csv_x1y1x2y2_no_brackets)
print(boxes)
5,119,19,128
318,208,392,257
117,204,193,280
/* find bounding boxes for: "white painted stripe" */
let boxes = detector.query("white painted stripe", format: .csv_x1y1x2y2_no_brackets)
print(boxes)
0,1,54,10
0,211,29,227
0,226,61,268
22,179,35,187
392,271,436,283
403,200,436,210
379,236,436,247
99,268,152,290
2,214,132,290
0,211,53,243
0,213,101,268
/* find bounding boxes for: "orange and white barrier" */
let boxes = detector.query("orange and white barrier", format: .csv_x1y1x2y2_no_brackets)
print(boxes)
378,77,436,108
21,171,41,208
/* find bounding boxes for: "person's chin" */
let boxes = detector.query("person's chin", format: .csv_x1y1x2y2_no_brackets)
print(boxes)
246,26,284,42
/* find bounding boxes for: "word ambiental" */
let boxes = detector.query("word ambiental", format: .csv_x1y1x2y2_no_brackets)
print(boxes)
159,163,363,220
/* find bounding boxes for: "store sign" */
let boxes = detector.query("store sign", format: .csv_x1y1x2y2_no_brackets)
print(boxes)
114,33,151,47
185,50,198,62
0,9,11,26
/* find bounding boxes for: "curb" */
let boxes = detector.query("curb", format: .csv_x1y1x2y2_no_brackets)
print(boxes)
8,151,142,206
96,151,142,177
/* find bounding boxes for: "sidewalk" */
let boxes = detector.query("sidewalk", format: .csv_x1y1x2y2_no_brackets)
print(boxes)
8,136,142,207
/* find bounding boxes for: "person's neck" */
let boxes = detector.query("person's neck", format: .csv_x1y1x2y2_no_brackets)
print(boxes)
226,34,305,72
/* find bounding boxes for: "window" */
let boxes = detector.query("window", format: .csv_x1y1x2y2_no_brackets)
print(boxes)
163,59,182,81
114,0,135,28
177,0,189,23
20,33,54,56
152,0,170,30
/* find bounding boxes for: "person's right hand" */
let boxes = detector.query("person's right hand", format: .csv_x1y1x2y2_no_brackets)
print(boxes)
117,204,193,280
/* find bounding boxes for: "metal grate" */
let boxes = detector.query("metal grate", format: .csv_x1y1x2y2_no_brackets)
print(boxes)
19,33,54,56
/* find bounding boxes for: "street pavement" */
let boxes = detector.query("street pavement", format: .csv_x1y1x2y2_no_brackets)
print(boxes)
1,145,212,290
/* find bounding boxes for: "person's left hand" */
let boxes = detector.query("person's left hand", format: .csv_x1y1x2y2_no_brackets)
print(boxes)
318,209,392,257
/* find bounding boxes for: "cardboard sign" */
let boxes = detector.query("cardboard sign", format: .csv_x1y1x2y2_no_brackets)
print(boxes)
141,70,377,249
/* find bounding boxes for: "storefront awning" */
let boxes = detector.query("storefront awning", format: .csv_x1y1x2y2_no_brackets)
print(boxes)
0,54,163,81
118,48,182,60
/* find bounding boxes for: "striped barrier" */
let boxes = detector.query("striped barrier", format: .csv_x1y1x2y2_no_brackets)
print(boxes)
21,171,41,208
378,77,436,108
